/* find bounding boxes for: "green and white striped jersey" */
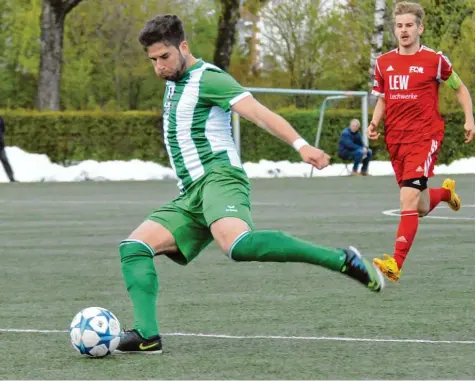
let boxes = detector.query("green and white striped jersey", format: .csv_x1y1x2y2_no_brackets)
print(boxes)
162,59,251,193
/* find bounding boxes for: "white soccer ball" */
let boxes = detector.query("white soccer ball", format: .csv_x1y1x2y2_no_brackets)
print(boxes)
69,307,121,357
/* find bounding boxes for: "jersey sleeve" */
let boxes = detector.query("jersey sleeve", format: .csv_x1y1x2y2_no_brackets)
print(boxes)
436,52,453,82
371,58,385,97
200,69,252,111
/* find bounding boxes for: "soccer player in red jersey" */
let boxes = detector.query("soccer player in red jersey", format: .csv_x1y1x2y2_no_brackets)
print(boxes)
367,1,475,281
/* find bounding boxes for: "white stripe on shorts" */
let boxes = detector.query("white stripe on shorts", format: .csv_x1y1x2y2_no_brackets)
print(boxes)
424,139,439,177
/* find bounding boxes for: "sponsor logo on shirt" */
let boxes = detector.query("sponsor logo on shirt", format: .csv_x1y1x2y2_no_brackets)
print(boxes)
389,75,409,90
409,66,424,73
389,93,418,100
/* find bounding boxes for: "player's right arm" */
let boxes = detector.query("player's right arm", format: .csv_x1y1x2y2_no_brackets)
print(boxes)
232,96,330,170
368,97,386,140
368,58,386,140
200,68,329,169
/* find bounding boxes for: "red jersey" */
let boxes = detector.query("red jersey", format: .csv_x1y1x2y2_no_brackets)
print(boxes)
372,45,453,144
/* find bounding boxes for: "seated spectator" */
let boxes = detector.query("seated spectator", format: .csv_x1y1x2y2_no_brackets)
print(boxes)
338,119,372,176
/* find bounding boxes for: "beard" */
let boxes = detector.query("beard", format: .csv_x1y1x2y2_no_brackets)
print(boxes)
162,52,187,82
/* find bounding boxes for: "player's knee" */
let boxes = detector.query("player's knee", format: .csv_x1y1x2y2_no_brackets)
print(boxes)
401,176,428,192
211,233,235,256
417,200,430,217
119,239,156,262
417,208,429,217
400,180,426,210
216,239,232,256
417,194,430,217
218,233,246,257
210,217,252,256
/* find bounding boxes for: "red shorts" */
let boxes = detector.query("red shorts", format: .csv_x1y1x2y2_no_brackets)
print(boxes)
386,138,441,187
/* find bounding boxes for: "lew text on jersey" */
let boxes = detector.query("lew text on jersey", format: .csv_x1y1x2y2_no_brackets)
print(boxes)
389,75,409,90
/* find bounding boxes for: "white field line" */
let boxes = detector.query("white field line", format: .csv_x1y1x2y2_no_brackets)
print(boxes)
0,328,473,344
382,204,475,220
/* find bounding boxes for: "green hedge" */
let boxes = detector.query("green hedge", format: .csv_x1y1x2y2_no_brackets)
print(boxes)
1,109,473,165
2,111,169,165
240,109,474,164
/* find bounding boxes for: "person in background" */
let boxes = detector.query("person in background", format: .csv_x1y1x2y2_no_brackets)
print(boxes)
0,116,16,182
368,1,474,282
338,119,372,176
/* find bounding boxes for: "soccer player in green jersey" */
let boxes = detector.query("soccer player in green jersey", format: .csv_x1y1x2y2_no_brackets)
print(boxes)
116,14,385,354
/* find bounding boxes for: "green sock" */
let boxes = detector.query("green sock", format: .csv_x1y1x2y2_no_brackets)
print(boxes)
119,240,159,338
229,231,346,272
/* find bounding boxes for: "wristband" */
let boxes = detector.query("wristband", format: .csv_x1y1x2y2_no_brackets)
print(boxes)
292,138,310,152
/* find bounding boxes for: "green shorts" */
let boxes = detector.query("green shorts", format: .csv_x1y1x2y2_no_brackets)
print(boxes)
147,166,254,265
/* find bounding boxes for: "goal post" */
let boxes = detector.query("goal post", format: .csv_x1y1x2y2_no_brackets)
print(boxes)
231,87,369,163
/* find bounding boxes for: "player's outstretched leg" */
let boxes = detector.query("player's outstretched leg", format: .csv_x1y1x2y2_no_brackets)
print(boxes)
116,239,162,354
229,230,384,292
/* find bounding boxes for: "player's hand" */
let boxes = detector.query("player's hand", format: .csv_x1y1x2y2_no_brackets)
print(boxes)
367,121,381,140
464,120,475,143
299,145,330,170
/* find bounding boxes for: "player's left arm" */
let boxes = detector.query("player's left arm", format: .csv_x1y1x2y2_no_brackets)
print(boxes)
232,96,330,169
439,53,475,143
448,72,475,143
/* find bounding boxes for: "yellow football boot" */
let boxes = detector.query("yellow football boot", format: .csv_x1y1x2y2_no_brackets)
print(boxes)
372,254,401,282
442,178,461,211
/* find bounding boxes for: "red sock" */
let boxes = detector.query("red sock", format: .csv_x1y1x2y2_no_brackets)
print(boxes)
427,188,451,214
393,210,419,269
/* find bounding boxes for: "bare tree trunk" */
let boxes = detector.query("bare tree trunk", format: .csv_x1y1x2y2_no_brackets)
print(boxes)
213,0,241,72
245,0,268,76
368,0,386,102
37,1,64,111
37,0,84,111
249,16,260,76
388,0,396,46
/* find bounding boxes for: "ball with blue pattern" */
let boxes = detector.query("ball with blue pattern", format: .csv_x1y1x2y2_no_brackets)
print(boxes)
69,307,121,357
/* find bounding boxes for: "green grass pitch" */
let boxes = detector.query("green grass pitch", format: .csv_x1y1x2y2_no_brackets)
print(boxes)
0,174,474,379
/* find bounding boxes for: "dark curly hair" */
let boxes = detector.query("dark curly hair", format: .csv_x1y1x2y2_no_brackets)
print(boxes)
138,14,185,49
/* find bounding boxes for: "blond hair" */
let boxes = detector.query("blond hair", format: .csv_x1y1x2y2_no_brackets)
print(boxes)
394,1,424,25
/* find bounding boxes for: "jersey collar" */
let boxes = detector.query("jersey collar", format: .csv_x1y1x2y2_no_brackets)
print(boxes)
397,45,424,55
182,58,204,77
